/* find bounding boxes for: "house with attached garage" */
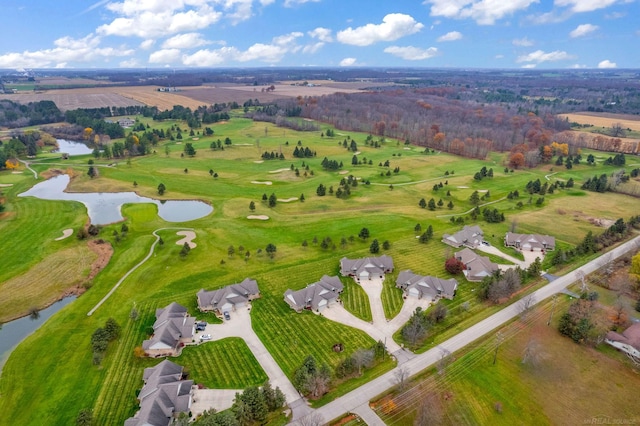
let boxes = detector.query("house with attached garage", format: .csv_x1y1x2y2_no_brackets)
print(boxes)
605,323,640,359
455,247,498,282
442,225,485,249
284,275,344,313
142,302,194,357
196,278,260,316
125,359,193,426
504,232,555,252
396,270,458,302
340,255,394,281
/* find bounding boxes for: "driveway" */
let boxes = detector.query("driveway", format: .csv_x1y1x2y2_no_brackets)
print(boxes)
476,244,544,269
190,388,242,417
357,277,386,325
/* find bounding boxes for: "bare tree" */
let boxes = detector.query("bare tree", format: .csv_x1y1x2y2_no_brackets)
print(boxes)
352,349,375,375
521,337,544,367
295,412,324,426
576,270,588,293
610,122,626,138
393,366,410,390
436,347,453,376
518,294,536,321
414,393,443,425
493,332,504,365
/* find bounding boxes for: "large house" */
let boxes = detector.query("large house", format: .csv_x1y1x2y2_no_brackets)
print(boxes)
197,278,260,315
142,302,194,357
396,270,458,301
340,255,394,281
455,248,498,282
505,232,555,252
442,225,485,249
605,323,640,359
284,275,344,312
125,359,193,426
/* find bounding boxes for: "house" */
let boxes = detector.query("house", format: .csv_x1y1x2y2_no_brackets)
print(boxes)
284,275,344,312
340,255,394,281
396,270,458,301
117,117,136,128
142,302,194,357
505,232,555,252
442,225,485,249
605,323,640,359
197,278,260,315
455,248,498,282
125,359,193,426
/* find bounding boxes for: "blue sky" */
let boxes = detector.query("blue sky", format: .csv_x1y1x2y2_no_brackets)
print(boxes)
0,0,638,69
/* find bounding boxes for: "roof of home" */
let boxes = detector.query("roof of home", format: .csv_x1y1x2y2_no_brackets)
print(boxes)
606,323,640,351
505,232,555,250
455,247,498,281
396,270,458,299
125,360,193,426
142,303,194,351
442,225,484,248
339,255,394,277
284,275,343,311
197,278,259,310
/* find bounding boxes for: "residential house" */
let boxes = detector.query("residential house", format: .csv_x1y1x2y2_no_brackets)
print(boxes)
505,232,555,252
442,225,485,249
455,248,498,282
284,275,344,312
125,359,193,426
396,270,458,301
142,302,194,357
118,117,136,128
340,255,394,281
197,278,260,315
605,323,640,359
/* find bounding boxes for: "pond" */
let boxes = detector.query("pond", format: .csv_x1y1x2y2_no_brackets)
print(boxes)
18,174,213,225
0,297,76,374
54,139,94,156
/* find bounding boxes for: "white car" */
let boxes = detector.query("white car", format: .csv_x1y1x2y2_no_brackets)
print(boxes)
200,334,212,341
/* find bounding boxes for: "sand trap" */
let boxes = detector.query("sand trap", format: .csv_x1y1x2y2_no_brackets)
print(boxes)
247,215,269,220
457,186,469,189
0,183,13,187
192,137,199,141
354,151,361,155
404,147,411,150
269,168,291,174
12,171,21,174
175,142,182,145
279,197,298,202
339,170,349,175
55,229,73,241
478,190,488,193
253,160,264,164
176,230,197,249
235,143,253,146
251,181,272,185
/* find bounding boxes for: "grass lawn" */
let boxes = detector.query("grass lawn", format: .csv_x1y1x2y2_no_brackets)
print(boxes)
340,276,373,322
2,114,639,424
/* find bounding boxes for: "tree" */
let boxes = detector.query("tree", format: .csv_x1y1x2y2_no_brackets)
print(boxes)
402,308,430,347
180,242,191,257
157,183,166,195
184,142,196,156
414,223,422,233
394,366,409,390
295,412,325,426
228,245,235,258
249,201,255,211
469,191,480,205
104,318,121,340
419,198,427,208
518,294,536,321
265,243,277,258
382,240,391,250
445,257,465,274
369,239,380,254
358,227,370,240
87,166,96,179
268,193,277,207
521,337,544,367
427,198,436,211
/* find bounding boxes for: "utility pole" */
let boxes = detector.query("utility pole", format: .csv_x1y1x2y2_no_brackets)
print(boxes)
547,294,558,326
492,332,504,365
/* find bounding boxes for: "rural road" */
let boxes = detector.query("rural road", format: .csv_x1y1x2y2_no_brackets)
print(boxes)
310,234,640,424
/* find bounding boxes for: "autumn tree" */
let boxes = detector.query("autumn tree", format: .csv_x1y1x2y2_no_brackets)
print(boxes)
509,152,525,169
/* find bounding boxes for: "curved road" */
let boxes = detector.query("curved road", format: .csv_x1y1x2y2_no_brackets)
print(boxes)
312,235,640,424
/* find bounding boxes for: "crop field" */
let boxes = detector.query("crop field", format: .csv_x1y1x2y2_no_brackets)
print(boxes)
559,112,640,131
3,90,145,112
1,112,639,424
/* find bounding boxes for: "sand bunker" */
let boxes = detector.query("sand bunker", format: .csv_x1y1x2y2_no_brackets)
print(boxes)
279,197,298,202
0,183,13,187
235,143,253,146
251,181,272,185
176,230,197,249
354,151,361,155
478,190,488,193
12,171,21,174
175,142,182,145
253,160,264,164
247,215,269,220
457,186,469,189
55,229,73,241
192,137,199,141
269,168,291,173
339,170,350,175
404,147,412,150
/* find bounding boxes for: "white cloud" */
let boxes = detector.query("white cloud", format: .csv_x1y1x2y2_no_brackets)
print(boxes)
308,27,333,42
571,63,587,68
598,59,617,68
555,0,621,13
437,31,462,42
495,54,504,58
339,57,357,66
284,0,320,6
302,42,325,54
336,13,424,46
569,23,598,38
120,58,140,67
149,48,182,64
140,39,155,49
384,46,439,60
521,64,537,68
162,33,211,49
512,37,534,46
426,0,538,25
516,49,575,63
182,47,237,66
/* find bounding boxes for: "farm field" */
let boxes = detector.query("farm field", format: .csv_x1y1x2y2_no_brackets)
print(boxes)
559,112,640,131
1,113,639,424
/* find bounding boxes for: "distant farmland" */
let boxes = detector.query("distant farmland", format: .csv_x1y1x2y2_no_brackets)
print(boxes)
559,112,640,131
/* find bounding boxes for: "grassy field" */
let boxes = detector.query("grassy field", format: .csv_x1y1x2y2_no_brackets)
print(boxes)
1,113,639,424
559,112,640,132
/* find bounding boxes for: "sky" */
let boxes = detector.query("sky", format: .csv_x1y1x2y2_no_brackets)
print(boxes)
0,0,638,70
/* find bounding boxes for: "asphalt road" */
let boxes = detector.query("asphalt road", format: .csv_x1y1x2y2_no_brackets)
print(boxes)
312,235,640,424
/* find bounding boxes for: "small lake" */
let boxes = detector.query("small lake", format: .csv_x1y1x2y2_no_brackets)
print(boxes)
55,139,94,156
19,174,213,225
0,297,76,374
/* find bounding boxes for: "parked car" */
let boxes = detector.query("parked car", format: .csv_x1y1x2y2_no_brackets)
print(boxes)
223,311,231,321
200,334,212,341
481,241,491,246
196,321,207,331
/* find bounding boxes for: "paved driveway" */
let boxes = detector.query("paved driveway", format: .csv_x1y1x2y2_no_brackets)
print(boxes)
477,244,544,270
190,388,241,416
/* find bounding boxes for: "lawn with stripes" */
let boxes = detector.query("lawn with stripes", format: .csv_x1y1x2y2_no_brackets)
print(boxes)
340,276,372,322
381,272,405,320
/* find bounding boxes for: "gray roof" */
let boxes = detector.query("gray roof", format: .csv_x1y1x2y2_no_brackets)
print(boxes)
284,275,343,311
455,248,498,281
442,225,484,248
606,323,640,351
340,255,394,277
142,303,194,351
125,360,193,426
196,278,259,311
505,232,555,250
396,270,458,300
